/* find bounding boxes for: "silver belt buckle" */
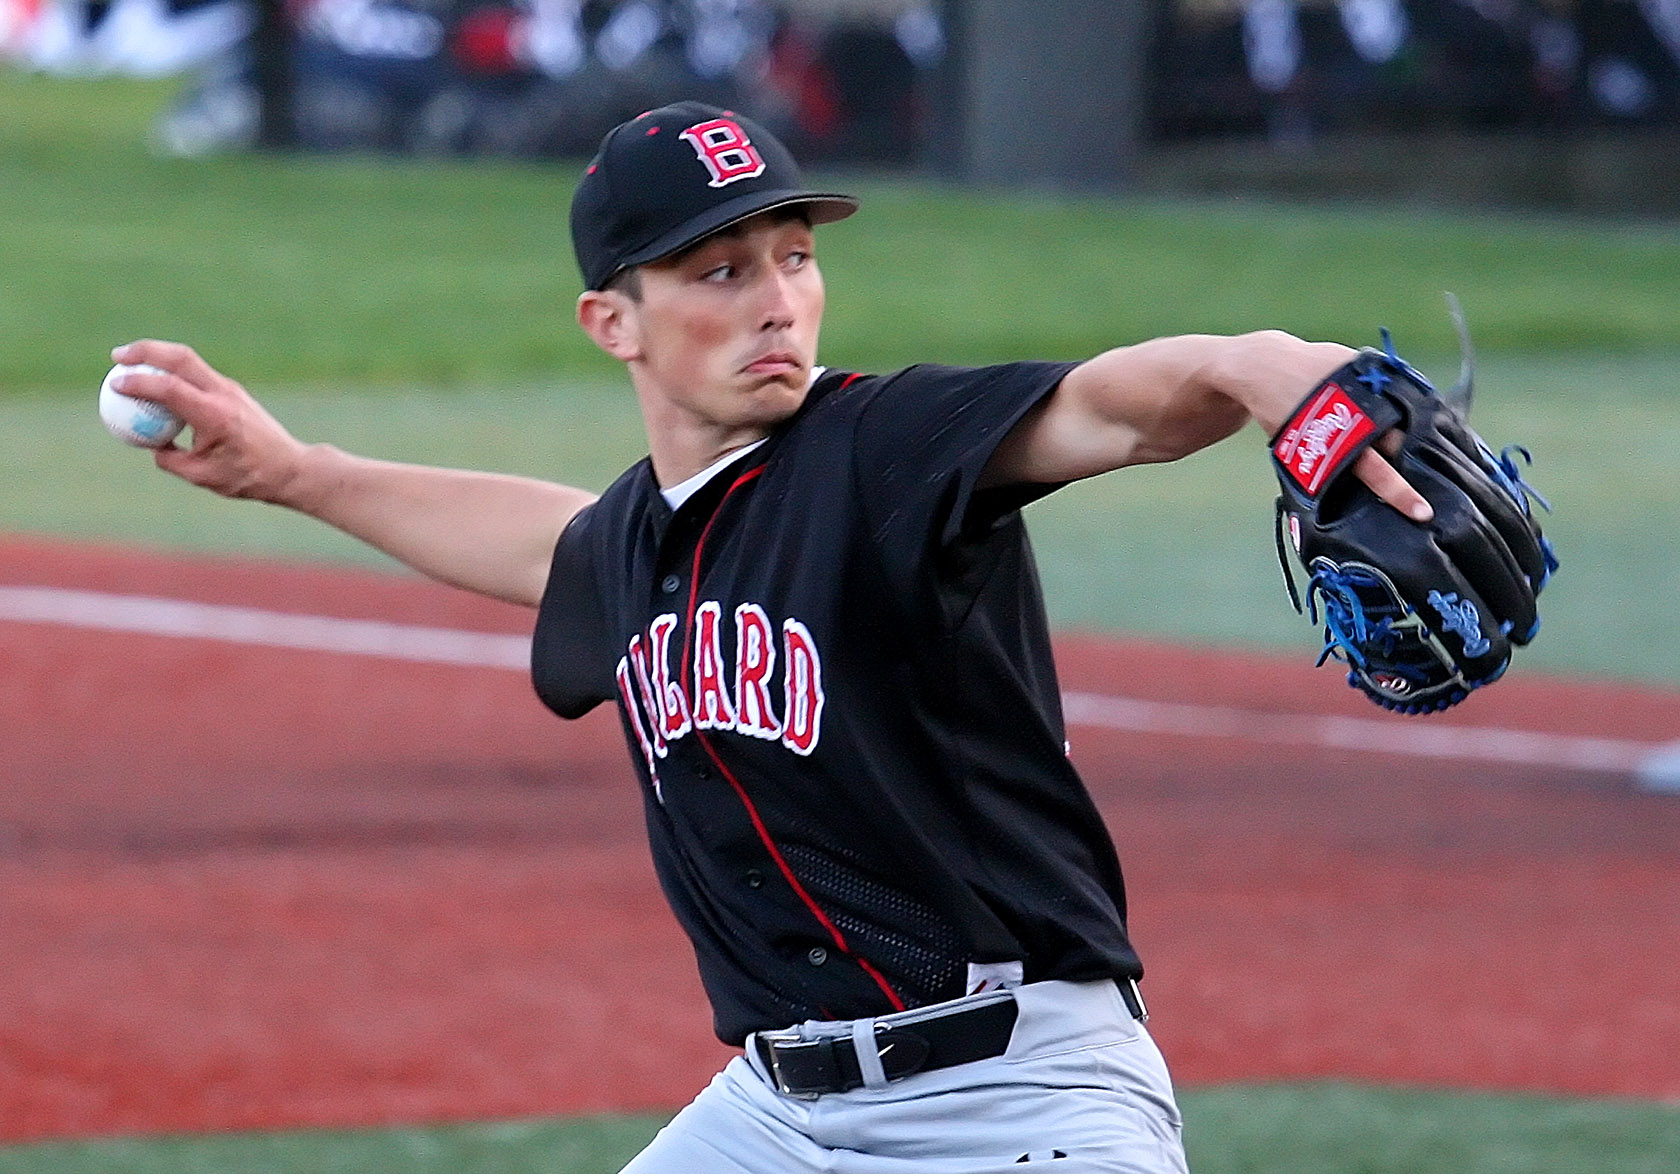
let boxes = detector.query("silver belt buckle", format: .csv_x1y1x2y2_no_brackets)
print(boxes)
1121,976,1149,1023
758,1030,825,1101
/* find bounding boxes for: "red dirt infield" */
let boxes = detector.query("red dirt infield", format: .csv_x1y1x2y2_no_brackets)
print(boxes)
3,533,1679,1142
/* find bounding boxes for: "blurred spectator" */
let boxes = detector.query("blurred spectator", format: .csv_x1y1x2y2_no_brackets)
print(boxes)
1148,0,1680,139
1578,0,1680,120
757,2,934,164
18,0,1673,157
7,0,250,75
139,0,945,160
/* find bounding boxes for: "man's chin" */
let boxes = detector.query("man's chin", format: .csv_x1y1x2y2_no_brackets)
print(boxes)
744,368,810,397
738,374,810,421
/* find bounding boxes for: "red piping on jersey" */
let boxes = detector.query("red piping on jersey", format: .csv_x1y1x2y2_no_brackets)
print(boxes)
679,466,764,680
676,460,907,1013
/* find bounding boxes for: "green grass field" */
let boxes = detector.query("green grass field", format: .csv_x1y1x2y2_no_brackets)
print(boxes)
6,71,1680,687
8,71,1680,390
3,1085,1678,1174
3,68,1679,1171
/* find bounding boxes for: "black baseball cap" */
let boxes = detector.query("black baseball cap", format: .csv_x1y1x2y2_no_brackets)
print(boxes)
570,101,859,291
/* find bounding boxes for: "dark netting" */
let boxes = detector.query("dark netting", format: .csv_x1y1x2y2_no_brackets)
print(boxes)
778,840,967,1005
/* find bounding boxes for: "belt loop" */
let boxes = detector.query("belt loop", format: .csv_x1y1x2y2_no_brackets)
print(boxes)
851,1018,890,1090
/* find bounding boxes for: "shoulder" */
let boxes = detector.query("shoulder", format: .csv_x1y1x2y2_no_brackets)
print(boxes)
845,360,1080,446
853,361,1078,409
808,362,989,397
801,362,1046,419
775,361,1077,478
561,459,655,543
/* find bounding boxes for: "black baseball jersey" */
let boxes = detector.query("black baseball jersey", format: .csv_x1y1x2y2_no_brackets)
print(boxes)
531,361,1144,1046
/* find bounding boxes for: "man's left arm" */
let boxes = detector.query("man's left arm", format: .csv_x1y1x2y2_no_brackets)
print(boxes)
981,331,1432,522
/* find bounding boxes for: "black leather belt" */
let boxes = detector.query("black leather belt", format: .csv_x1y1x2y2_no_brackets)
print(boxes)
752,978,1147,1099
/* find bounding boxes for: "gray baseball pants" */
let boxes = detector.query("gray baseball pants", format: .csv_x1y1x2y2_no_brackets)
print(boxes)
619,978,1190,1173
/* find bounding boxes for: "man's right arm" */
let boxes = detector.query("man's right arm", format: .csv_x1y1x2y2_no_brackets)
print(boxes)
112,340,596,609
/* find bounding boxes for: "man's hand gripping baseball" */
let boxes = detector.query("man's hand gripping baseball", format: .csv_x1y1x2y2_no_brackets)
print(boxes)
111,340,308,502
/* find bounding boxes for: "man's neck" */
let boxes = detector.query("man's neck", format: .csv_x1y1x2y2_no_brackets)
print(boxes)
639,367,825,488
647,425,774,489
660,439,769,509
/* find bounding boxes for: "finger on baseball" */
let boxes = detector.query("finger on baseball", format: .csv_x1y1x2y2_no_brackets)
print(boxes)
109,342,230,426
104,368,210,446
1354,445,1433,522
105,365,175,403
111,339,225,394
154,442,199,478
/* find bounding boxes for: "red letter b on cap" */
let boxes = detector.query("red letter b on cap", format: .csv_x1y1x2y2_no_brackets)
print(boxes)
681,118,766,187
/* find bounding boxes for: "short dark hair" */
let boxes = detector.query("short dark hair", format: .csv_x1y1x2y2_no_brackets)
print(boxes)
603,266,643,302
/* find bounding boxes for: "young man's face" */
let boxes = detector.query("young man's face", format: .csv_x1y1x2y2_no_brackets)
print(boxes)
625,211,826,434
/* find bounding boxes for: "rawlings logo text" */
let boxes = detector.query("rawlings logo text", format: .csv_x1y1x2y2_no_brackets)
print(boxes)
1292,402,1354,477
1274,384,1377,496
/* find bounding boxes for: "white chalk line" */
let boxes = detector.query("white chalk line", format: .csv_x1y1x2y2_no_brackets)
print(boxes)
0,585,531,670
3,584,1678,792
1061,693,1671,786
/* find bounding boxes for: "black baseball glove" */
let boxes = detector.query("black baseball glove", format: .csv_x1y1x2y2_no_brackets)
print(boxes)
1271,318,1557,714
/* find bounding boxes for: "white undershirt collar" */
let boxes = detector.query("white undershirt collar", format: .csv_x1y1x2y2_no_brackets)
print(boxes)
658,366,827,510
661,439,768,510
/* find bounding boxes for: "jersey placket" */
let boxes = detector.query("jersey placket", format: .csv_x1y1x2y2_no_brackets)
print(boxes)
664,462,907,1016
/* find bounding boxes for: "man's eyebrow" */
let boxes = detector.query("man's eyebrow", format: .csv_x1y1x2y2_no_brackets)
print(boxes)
673,213,814,261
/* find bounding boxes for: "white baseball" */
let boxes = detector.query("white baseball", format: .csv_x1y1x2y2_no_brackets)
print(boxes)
99,363,184,448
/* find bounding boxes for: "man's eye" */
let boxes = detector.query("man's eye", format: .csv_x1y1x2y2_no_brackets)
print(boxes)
702,264,736,282
785,250,810,268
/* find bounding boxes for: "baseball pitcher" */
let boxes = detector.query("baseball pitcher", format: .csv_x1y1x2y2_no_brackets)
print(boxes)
111,101,1548,1172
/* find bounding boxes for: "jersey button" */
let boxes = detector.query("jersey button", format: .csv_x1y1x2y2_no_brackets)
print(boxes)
806,946,828,966
660,574,681,594
744,868,765,889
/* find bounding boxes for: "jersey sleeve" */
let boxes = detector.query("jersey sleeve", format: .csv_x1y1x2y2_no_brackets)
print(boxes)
530,501,617,719
851,360,1079,553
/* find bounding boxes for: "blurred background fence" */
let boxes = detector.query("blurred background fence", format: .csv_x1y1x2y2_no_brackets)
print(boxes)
6,0,1680,212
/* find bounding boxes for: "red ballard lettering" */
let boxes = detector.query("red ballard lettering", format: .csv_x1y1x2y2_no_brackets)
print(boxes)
614,603,827,790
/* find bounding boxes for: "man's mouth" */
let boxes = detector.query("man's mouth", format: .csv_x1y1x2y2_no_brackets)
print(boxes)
744,351,801,376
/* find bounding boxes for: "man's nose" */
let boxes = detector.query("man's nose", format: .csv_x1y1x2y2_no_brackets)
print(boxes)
758,269,797,330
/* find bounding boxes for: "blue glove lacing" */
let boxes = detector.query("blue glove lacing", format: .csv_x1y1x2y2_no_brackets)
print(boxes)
1305,564,1403,669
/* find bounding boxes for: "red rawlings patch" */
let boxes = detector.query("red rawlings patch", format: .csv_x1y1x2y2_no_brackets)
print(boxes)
1273,382,1378,496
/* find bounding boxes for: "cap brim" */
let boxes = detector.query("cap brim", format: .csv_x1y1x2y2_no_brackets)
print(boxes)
611,190,859,279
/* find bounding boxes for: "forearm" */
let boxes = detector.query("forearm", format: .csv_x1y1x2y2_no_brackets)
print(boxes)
987,331,1354,487
106,341,594,609
1075,331,1359,464
273,445,594,607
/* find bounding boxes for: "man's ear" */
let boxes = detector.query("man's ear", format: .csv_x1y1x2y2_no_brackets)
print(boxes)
577,290,641,361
